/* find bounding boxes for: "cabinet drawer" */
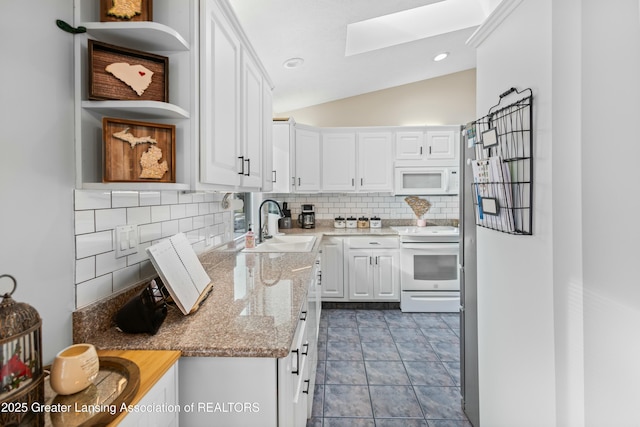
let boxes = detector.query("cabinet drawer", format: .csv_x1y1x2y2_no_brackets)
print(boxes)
347,236,399,249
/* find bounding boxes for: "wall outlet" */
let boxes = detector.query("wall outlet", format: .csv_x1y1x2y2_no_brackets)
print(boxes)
115,225,138,258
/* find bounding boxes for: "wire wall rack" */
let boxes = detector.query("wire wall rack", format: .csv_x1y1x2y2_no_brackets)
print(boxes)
463,87,533,235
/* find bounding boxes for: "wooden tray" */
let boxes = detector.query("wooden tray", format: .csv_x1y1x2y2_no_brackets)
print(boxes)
89,39,168,102
103,117,175,183
100,0,153,22
44,356,140,427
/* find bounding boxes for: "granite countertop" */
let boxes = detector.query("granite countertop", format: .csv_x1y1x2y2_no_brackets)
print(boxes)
74,227,401,359
76,238,321,358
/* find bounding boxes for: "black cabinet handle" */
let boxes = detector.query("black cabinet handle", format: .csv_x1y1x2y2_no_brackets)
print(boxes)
238,156,245,175
303,379,311,394
302,342,309,356
300,311,307,321
292,349,299,375
245,158,250,176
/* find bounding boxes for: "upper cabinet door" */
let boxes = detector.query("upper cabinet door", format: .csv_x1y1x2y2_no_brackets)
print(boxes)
395,131,426,161
294,128,321,192
322,132,356,191
357,132,393,192
200,0,241,187
241,52,263,188
425,129,457,164
271,121,292,193
261,85,274,192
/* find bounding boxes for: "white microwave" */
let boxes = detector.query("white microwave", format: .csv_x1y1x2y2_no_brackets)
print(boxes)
394,166,459,195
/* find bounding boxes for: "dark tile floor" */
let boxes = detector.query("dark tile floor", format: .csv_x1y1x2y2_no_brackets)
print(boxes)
307,308,472,427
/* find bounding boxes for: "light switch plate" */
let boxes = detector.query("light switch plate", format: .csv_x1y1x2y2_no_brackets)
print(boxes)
115,225,138,258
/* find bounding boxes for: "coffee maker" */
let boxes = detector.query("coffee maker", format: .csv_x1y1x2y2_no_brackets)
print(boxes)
298,204,316,229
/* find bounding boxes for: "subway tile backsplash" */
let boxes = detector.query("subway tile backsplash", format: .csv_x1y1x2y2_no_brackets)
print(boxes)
73,190,459,309
270,193,459,221
73,190,234,309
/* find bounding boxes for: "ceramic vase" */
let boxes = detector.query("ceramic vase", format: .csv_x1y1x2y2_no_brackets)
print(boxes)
49,343,99,395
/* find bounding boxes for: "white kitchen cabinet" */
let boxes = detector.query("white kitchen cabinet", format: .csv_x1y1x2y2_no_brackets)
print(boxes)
200,0,273,190
73,0,196,190
357,132,394,192
271,120,293,193
322,132,357,191
394,126,460,166
320,237,345,300
120,361,179,427
426,128,458,165
240,51,264,188
395,131,426,161
200,0,241,187
306,254,321,417
294,128,321,192
346,237,400,301
262,85,274,191
318,129,392,193
179,273,318,427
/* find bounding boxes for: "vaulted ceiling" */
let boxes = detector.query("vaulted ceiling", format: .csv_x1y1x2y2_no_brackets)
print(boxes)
228,0,502,113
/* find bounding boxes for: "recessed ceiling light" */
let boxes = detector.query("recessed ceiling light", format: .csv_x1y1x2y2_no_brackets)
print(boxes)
283,57,304,69
433,52,449,62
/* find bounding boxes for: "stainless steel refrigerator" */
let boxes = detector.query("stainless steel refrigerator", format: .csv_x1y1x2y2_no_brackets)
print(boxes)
460,126,480,426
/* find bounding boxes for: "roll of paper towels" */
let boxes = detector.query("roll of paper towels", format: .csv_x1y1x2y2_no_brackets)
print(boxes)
268,213,280,236
222,198,244,211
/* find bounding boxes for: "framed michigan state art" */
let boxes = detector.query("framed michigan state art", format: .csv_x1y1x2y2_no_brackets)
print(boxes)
100,0,153,22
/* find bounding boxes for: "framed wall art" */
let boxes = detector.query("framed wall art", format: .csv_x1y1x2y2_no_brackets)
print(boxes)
89,40,168,102
100,0,153,22
102,117,175,183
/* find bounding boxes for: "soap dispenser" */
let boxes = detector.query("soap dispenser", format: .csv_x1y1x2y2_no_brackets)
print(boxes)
245,226,255,249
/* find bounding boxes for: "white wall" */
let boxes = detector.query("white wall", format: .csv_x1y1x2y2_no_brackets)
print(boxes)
474,1,640,426
551,0,584,425
0,0,75,363
278,69,476,127
472,0,557,425
581,2,640,426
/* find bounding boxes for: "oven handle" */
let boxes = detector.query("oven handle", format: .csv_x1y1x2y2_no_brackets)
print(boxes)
400,242,459,251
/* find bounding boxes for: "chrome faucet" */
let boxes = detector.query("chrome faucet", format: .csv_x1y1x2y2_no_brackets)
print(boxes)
258,199,285,244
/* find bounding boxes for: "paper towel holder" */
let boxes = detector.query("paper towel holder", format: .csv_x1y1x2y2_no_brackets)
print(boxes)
221,193,232,210
220,193,244,211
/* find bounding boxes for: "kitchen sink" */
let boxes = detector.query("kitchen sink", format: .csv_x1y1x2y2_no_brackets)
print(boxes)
243,235,317,253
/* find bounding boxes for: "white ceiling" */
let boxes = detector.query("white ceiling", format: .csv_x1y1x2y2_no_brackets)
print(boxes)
228,0,502,113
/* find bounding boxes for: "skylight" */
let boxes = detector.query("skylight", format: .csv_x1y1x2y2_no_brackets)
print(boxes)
345,0,489,56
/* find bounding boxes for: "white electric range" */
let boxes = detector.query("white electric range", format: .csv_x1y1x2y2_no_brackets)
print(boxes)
391,226,460,312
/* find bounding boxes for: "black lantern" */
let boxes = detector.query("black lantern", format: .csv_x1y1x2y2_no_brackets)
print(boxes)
0,274,44,426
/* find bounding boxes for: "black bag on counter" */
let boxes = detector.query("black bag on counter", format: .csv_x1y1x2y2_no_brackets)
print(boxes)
115,279,167,335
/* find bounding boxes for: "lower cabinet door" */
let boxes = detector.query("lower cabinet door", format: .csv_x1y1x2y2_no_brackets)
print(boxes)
348,251,374,299
373,252,400,300
120,362,179,427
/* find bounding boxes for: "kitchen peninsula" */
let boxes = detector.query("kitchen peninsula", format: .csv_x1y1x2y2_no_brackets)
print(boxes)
74,236,321,426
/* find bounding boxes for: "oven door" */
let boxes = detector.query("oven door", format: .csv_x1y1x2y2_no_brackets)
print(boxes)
399,242,460,291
